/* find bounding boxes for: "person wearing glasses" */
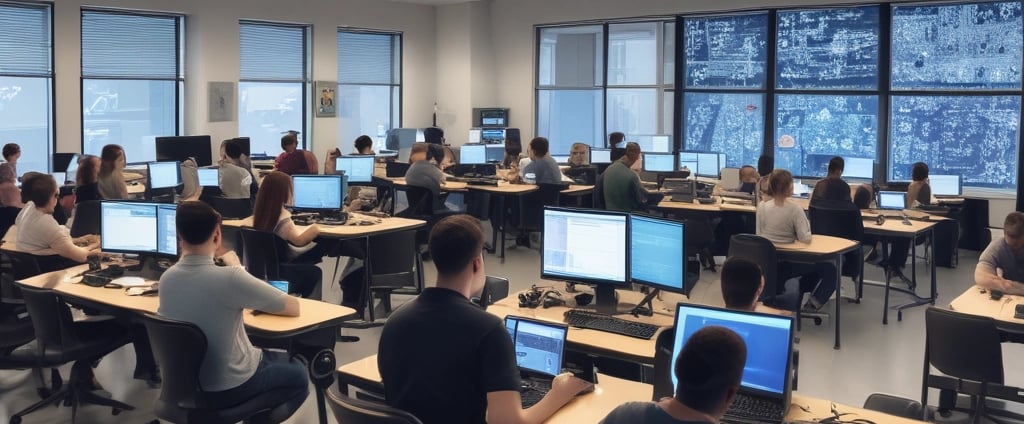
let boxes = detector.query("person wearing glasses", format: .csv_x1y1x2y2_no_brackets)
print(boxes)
14,173,99,266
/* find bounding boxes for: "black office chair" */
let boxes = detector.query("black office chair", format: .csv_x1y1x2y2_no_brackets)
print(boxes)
327,389,423,424
0,205,20,238
208,196,253,220
592,171,606,210
650,327,676,401
924,307,1016,424
142,314,305,424
238,228,319,298
70,200,102,237
728,234,822,328
507,183,567,249
0,303,60,400
863,393,924,420
8,285,134,424
399,185,459,253
684,217,717,272
808,204,864,299
366,230,424,320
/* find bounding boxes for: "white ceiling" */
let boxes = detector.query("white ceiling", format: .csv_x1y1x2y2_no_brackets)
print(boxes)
387,0,477,5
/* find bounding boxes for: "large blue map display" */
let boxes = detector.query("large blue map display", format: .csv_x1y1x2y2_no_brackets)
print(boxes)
684,13,768,89
776,6,880,89
891,2,1022,90
889,95,1020,189
683,93,765,168
774,94,878,178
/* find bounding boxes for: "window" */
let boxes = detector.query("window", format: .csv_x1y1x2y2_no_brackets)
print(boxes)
337,30,401,154
537,25,604,154
81,10,182,163
239,21,309,158
0,2,52,175
607,22,674,152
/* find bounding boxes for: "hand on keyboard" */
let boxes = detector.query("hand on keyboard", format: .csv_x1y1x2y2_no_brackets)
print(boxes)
551,373,594,400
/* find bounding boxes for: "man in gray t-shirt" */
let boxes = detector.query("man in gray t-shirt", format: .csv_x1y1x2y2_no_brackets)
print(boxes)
976,211,1024,294
522,137,563,185
158,201,307,411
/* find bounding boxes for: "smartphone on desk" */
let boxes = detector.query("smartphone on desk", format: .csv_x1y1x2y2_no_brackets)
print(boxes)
1015,304,1024,320
269,280,290,293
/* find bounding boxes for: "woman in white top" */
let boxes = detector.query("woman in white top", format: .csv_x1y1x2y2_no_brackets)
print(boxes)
15,174,99,265
755,169,836,311
251,171,327,298
97,144,129,199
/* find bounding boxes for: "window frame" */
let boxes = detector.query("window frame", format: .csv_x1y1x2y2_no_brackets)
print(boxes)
0,0,54,173
336,28,403,151
238,20,311,152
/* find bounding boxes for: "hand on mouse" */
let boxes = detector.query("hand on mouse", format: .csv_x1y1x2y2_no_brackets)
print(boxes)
550,372,594,401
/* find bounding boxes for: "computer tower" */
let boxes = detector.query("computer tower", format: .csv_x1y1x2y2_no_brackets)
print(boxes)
504,128,521,152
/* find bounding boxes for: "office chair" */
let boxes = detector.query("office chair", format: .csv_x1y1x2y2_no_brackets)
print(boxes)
506,182,567,249
727,234,823,329
0,205,20,238
327,389,423,424
683,217,717,272
142,314,305,424
69,200,101,237
592,171,606,210
863,393,924,420
365,229,424,321
208,196,253,220
238,228,319,298
0,303,60,400
423,127,444,145
807,204,864,300
923,307,1020,424
398,185,459,253
651,327,676,401
9,285,134,424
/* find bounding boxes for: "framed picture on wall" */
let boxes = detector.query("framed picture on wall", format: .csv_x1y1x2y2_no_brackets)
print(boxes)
208,82,235,122
315,81,336,118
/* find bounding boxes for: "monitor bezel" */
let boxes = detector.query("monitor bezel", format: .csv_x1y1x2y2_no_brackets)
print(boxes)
540,206,631,288
629,213,686,294
100,201,177,258
642,152,678,173
335,155,376,184
695,152,722,179
876,190,906,210
290,174,344,211
146,161,181,190
504,314,569,377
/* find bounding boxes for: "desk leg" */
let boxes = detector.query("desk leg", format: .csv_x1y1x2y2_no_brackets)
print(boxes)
857,246,864,303
930,231,937,302
364,236,375,323
834,253,842,350
499,195,507,263
883,242,891,325
894,228,939,321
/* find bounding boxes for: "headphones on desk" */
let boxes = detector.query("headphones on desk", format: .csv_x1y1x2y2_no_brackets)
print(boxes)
518,285,564,309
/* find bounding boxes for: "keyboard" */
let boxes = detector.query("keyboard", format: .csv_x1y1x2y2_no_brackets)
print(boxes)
670,194,695,203
722,394,784,424
563,309,659,340
81,266,126,287
519,387,545,408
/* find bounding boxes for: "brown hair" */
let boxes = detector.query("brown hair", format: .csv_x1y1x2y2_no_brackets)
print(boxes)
1005,212,1024,239
99,144,124,178
2,143,19,161
76,156,100,186
720,257,763,310
177,201,222,245
429,215,484,277
675,326,747,413
252,171,292,232
22,173,57,208
766,169,793,199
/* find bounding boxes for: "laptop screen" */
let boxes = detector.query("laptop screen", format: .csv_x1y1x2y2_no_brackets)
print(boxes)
460,144,487,165
930,175,961,196
504,316,567,377
643,153,676,172
672,303,794,396
336,156,375,183
591,148,612,164
197,168,219,187
877,191,905,210
552,155,570,164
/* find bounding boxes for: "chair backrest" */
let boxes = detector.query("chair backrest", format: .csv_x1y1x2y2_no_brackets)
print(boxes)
209,196,253,220
402,186,435,217
925,307,1004,385
519,183,568,230
593,172,606,210
0,206,20,239
863,393,923,420
141,313,208,414
368,230,420,290
18,285,80,362
326,389,423,424
808,204,864,242
238,228,284,281
70,200,102,237
651,327,677,401
727,234,779,301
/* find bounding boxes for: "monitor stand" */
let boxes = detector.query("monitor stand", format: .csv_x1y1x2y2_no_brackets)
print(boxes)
125,254,173,281
629,288,661,317
592,285,638,316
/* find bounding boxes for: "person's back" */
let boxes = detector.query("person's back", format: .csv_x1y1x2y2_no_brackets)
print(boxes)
906,161,931,207
810,177,851,204
219,162,252,198
603,161,643,212
756,170,811,244
405,144,446,196
275,150,309,175
523,155,561,184
97,172,128,199
75,183,101,204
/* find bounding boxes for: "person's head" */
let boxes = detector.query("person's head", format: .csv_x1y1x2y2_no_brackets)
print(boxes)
757,155,773,177
429,215,486,295
252,171,293,232
827,156,844,177
720,257,764,311
1003,212,1024,251
76,156,101,186
622,142,641,166
766,169,794,200
739,165,758,183
223,140,242,161
176,201,223,254
425,143,446,167
2,143,20,163
442,146,456,170
0,163,15,184
911,162,929,182
22,173,58,213
853,184,873,209
674,326,747,417
409,143,429,164
503,144,523,168
569,142,590,166
354,135,374,155
100,144,126,175
281,133,299,153
528,137,549,159
608,132,625,148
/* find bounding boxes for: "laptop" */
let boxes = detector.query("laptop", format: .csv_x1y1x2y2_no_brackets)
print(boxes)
197,168,219,187
51,172,67,185
668,303,795,424
505,315,569,408
930,174,962,198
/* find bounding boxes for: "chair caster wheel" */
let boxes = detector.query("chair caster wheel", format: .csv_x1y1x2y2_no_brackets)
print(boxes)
897,312,903,321
36,387,51,399
112,408,122,416
10,415,21,424
814,318,822,325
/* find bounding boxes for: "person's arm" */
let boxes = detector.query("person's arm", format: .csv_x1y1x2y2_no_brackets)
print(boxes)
631,176,646,208
793,204,812,243
50,232,97,263
974,243,1024,294
229,268,301,316
290,222,319,247
487,374,592,424
755,204,765,234
324,154,337,175
305,151,319,174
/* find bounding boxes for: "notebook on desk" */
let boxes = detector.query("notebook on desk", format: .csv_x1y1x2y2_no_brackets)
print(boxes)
668,303,795,424
505,315,569,409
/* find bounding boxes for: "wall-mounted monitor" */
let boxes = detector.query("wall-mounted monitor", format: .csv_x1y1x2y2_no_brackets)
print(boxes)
473,108,510,128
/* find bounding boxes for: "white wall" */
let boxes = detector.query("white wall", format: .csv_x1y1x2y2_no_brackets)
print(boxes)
52,0,436,160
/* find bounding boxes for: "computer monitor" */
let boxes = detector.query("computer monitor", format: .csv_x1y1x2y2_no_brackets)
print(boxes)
630,214,685,293
100,201,178,257
670,303,794,401
291,175,344,210
476,108,510,128
155,135,213,167
485,145,506,163
52,153,77,173
541,207,629,314
591,148,612,164
696,153,721,178
460,144,487,165
230,137,252,157
642,153,676,173
197,168,219,187
552,155,570,164
468,129,482,144
481,129,505,144
504,316,568,377
51,172,66,185
147,161,180,190
65,154,80,184
651,135,672,153
335,156,375,184
877,191,906,210
679,152,698,172
387,128,418,163
930,174,962,197
843,157,874,180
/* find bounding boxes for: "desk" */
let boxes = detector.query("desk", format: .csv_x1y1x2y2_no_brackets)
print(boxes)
15,265,356,424
950,286,1024,330
861,216,939,324
775,235,860,350
336,354,927,424
127,182,145,196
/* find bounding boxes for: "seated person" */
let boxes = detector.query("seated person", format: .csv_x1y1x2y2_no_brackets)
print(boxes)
601,326,746,424
15,173,99,265
404,144,447,198
219,139,255,199
520,137,562,185
810,156,852,204
74,155,103,204
326,135,379,212
97,144,129,199
603,143,657,212
158,201,308,415
568,142,590,167
251,171,324,298
379,215,591,423
719,165,758,196
1,142,20,177
756,169,837,312
720,257,790,316
274,132,319,175
906,161,931,207
756,154,773,201
0,160,22,208
975,212,1024,295
408,142,429,164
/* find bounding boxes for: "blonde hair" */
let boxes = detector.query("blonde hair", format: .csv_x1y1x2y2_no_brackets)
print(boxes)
766,169,793,200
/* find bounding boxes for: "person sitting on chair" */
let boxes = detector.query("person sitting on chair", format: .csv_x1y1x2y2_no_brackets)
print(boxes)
0,159,22,208
906,161,932,208
273,132,318,175
720,257,790,316
97,144,129,200
404,143,447,198
975,212,1024,296
218,139,255,199
603,143,656,213
810,156,852,205
600,326,747,424
74,155,103,204
158,201,308,415
568,142,590,167
520,137,562,185
15,173,99,265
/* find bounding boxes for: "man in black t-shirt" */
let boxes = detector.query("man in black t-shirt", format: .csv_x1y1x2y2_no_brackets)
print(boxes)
378,215,591,424
810,156,852,205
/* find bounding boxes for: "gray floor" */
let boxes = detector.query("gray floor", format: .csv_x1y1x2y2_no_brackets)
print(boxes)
2,229,1020,423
